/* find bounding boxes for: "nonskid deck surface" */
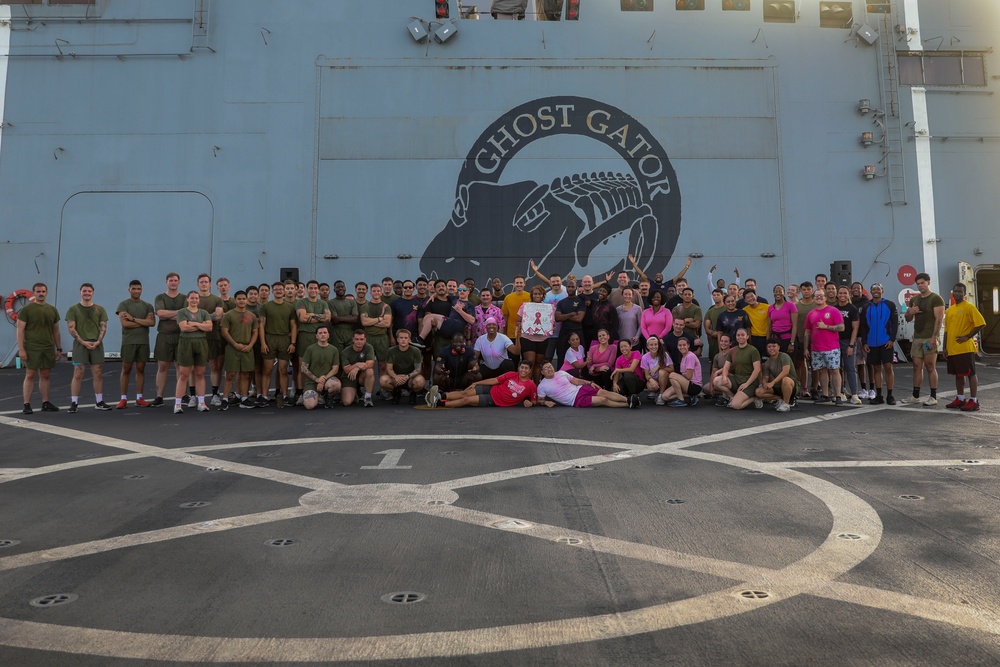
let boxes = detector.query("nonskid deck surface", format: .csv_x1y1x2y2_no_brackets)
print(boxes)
0,363,999,666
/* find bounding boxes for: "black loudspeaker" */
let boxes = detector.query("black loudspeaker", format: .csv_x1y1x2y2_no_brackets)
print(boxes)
280,267,300,284
830,260,852,287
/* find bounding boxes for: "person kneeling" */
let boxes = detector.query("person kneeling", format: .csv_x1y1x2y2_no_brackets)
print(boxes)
379,329,426,405
755,337,798,412
711,328,762,410
300,326,342,410
426,359,536,409
660,337,702,407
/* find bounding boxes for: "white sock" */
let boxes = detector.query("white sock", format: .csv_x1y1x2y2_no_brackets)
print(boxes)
71,395,79,404
95,394,103,403
121,395,128,401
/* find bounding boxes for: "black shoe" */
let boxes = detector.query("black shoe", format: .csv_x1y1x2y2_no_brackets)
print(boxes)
151,396,164,408
240,398,256,409
69,402,79,414
411,336,427,349
409,392,418,405
871,395,885,405
41,401,60,412
219,399,229,411
627,394,641,409
23,404,33,415
391,390,401,405
815,395,831,404
255,395,269,408
94,401,112,411
886,395,897,406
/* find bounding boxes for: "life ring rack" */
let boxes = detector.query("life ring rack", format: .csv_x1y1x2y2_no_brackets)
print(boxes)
4,289,35,324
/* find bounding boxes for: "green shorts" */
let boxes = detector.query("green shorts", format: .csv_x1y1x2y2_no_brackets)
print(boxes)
910,337,938,360
297,332,317,356
262,334,291,361
120,343,150,364
25,347,56,370
731,373,760,398
177,338,210,367
207,338,225,359
72,341,105,366
368,334,390,365
224,345,255,372
153,333,180,362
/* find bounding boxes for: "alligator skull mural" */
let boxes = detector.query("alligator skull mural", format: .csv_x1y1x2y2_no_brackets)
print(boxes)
421,97,681,285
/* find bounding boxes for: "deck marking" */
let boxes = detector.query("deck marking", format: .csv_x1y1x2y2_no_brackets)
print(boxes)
1,386,999,659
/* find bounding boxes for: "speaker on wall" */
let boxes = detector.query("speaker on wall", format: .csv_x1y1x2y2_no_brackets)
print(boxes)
830,260,852,287
280,267,300,284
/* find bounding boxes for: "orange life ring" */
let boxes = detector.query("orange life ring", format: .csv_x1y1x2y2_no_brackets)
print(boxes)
4,289,35,323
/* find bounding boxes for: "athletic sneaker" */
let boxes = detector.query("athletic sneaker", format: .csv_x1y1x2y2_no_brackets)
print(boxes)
922,396,938,407
776,401,790,413
69,402,79,414
411,336,427,349
409,392,418,405
849,394,863,405
801,388,812,400
897,396,921,406
687,395,699,407
197,403,210,412
753,398,764,409
655,394,665,406
960,399,981,412
296,394,305,406
136,398,152,408
425,385,440,408
151,397,164,408
886,395,897,406
95,401,112,411
240,398,256,409
187,395,197,409
276,394,285,409
814,395,830,404
174,405,183,414
667,399,687,408
868,389,876,400
647,391,657,401
834,396,845,406
714,397,729,407
210,393,223,407
945,397,964,409
116,399,128,410
255,395,269,408
627,394,641,409
22,404,33,415
870,395,884,405
219,399,229,411
41,401,60,412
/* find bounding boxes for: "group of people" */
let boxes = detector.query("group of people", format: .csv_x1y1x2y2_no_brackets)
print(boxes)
13,260,987,415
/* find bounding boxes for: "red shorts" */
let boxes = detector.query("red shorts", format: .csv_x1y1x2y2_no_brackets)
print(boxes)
573,385,600,407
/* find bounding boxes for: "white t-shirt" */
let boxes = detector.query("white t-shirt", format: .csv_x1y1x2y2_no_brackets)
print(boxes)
560,345,586,371
537,370,581,406
474,333,514,370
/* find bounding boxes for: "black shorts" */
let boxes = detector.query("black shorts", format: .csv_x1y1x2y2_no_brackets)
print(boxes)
520,338,548,356
686,382,702,397
946,352,976,377
866,346,894,366
475,384,497,406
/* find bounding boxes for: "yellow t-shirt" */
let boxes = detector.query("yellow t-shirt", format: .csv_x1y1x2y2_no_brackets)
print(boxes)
944,301,985,355
744,303,769,337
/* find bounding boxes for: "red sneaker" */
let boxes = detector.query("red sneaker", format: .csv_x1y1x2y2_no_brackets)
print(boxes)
960,399,980,412
115,399,128,410
135,398,152,407
945,398,964,409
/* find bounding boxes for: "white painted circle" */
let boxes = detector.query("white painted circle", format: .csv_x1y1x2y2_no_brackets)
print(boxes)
0,432,884,662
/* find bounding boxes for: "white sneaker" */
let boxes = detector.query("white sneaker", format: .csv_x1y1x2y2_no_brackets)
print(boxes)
210,393,222,407
296,394,305,406
753,398,764,409
868,389,876,400
776,401,790,413
897,396,922,406
425,385,440,408
655,394,665,406
923,396,938,407
849,394,863,405
187,395,197,408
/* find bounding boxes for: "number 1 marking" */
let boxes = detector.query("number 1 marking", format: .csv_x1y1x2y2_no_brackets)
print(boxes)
361,449,412,470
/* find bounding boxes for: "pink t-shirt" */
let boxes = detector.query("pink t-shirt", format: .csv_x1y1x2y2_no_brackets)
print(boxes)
767,300,798,338
680,351,702,385
615,350,641,373
561,345,586,372
805,306,844,352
